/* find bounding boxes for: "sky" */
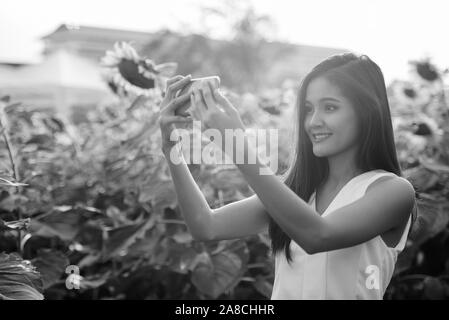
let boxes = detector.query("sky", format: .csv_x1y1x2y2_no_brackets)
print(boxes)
0,0,448,83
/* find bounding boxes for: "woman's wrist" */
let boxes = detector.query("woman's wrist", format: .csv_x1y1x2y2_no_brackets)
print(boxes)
161,129,181,153
162,140,186,165
162,140,178,155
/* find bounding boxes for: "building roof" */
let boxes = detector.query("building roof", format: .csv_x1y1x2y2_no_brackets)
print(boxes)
41,24,153,42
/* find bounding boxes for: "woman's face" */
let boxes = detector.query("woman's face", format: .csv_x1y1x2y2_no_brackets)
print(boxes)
304,76,360,158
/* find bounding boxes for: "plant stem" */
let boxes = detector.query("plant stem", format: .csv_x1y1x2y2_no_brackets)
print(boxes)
0,109,23,255
158,219,186,225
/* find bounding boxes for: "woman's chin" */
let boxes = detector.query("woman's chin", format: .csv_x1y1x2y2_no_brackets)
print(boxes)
312,145,331,157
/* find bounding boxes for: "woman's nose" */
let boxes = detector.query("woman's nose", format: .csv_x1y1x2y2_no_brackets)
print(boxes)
307,110,324,127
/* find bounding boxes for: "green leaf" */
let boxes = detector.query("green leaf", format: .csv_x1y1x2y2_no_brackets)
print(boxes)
209,167,249,192
252,275,273,298
127,229,161,258
394,246,419,276
165,243,198,274
410,194,449,245
31,249,69,289
79,272,111,290
423,277,447,299
191,240,249,298
0,252,44,300
75,224,103,251
139,180,177,213
126,95,150,112
25,134,53,146
0,177,28,187
77,253,102,269
420,159,449,174
103,214,157,259
31,207,88,241
404,166,440,192
0,194,29,212
0,218,30,231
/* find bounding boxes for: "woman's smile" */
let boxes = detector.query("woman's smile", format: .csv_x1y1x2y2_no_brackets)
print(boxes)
312,133,333,143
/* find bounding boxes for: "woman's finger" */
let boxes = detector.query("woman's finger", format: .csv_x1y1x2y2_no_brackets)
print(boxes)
161,115,193,126
201,81,218,111
163,75,183,97
166,75,183,87
192,89,205,117
166,75,192,100
212,88,236,114
164,92,191,114
189,94,200,120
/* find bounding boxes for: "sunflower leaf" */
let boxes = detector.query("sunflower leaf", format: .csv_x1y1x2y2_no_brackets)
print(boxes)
0,252,44,300
0,218,30,231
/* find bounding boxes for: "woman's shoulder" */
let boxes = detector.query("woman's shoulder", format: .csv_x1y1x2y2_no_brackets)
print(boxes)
365,170,415,206
366,169,414,191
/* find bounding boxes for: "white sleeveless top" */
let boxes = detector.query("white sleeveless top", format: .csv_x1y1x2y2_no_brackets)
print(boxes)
271,169,412,300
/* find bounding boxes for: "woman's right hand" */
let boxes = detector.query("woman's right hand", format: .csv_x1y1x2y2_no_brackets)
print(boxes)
158,75,193,152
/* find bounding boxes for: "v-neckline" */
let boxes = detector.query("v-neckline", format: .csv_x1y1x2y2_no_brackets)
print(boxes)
311,170,378,216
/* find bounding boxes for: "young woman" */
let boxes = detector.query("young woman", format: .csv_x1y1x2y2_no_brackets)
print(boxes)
158,53,417,299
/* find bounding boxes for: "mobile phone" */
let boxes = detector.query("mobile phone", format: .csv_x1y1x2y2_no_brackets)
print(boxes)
175,76,220,116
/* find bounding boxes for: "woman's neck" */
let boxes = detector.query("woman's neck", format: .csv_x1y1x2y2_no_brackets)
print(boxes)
325,148,363,187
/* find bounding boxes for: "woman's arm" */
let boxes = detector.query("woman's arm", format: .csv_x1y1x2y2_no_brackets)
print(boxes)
163,144,269,241
159,75,269,241
162,143,213,240
232,138,325,253
233,136,415,254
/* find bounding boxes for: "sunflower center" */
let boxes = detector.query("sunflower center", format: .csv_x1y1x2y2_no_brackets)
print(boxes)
118,59,155,89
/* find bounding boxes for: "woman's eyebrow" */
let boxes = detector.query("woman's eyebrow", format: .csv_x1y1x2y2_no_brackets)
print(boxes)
320,97,341,102
305,97,341,104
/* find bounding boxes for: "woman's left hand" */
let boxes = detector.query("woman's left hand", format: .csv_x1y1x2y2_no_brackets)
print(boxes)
189,81,246,136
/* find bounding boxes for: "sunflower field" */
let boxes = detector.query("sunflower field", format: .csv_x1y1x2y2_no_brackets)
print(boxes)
0,42,448,300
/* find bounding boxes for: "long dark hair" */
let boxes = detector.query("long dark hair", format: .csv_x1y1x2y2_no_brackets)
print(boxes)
269,52,417,262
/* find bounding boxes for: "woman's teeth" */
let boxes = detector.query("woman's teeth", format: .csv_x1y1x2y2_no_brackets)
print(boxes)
313,133,332,142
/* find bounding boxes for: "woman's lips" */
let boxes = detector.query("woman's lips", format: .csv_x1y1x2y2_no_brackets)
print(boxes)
312,133,333,142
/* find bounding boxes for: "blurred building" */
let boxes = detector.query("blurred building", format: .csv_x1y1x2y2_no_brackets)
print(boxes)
0,23,155,114
41,24,152,63
0,23,347,113
0,49,111,114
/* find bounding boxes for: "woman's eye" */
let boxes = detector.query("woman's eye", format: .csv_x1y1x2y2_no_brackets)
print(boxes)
325,104,337,111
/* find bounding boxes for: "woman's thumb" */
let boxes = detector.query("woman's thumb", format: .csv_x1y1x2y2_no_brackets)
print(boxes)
213,89,233,111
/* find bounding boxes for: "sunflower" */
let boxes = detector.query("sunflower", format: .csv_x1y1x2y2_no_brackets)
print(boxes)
101,42,178,97
410,59,440,82
394,113,443,158
390,80,432,116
